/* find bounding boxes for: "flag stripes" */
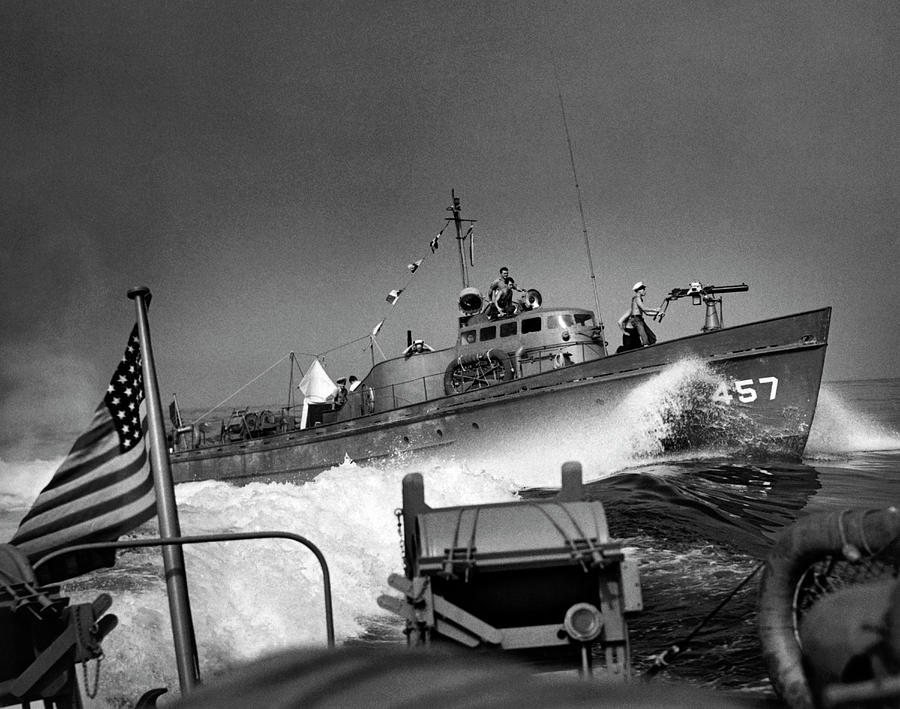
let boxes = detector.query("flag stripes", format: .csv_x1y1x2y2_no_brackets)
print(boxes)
11,325,157,579
12,408,156,561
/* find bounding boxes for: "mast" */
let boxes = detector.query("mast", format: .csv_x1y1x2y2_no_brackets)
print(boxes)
447,190,476,289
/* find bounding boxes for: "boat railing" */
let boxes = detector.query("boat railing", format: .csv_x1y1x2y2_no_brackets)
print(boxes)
33,531,336,648
173,340,607,441
351,340,607,414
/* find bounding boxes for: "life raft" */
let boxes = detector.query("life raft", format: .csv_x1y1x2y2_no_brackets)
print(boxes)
757,507,900,709
443,348,513,395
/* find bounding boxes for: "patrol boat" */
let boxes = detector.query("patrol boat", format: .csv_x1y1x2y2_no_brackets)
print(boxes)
169,195,831,484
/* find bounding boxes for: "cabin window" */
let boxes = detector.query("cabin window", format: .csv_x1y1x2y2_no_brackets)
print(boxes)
499,321,517,337
547,314,575,329
480,326,497,342
461,330,476,344
574,313,594,327
521,317,541,334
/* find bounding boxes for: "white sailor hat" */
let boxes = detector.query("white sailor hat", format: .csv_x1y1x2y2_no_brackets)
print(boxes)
632,281,646,291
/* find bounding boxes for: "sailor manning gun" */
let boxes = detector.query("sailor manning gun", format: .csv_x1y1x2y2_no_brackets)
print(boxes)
656,282,749,332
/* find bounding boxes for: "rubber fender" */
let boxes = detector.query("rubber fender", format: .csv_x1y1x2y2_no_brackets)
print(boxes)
757,507,900,709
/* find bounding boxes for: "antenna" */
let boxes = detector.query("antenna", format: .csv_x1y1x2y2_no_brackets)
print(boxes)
554,67,604,334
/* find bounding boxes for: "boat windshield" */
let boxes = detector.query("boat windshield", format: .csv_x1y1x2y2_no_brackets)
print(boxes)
574,313,594,327
547,314,575,329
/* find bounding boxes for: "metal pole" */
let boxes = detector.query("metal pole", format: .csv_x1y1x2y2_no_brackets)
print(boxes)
449,190,468,288
554,68,605,346
128,286,201,692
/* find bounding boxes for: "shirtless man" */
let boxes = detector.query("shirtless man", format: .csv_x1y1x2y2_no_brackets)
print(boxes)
487,266,517,317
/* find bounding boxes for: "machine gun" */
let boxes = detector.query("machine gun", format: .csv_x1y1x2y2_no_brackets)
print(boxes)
656,282,749,332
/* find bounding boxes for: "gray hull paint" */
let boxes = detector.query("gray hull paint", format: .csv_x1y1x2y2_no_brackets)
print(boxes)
171,308,830,484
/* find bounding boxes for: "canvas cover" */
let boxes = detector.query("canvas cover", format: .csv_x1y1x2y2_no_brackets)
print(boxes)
298,359,339,404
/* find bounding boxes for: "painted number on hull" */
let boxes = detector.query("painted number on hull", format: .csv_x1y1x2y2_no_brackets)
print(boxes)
712,377,779,404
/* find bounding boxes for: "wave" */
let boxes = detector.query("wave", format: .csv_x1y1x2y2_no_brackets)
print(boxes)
52,459,517,707
0,457,59,540
805,388,900,458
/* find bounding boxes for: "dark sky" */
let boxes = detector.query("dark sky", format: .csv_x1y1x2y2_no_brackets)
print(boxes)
2,1,898,459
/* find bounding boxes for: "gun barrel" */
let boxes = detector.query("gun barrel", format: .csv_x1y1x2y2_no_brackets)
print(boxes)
706,283,749,294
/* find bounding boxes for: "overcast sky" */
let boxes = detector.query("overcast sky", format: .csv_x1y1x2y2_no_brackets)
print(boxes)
2,1,898,460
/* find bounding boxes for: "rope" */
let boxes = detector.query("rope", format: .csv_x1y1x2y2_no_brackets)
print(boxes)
525,502,593,571
191,351,293,424
316,334,371,360
185,214,464,416
311,221,452,366
642,561,764,679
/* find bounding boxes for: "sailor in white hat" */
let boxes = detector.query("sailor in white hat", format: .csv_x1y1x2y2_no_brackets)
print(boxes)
628,281,662,347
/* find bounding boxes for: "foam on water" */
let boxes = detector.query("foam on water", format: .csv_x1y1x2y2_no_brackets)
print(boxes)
2,374,896,706
438,357,732,486
806,388,900,458
0,457,58,539
59,459,520,706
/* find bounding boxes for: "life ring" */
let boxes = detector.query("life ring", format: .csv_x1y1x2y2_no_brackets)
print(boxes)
757,507,900,709
443,348,512,395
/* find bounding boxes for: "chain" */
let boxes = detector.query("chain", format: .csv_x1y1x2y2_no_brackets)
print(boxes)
81,655,102,698
394,508,407,573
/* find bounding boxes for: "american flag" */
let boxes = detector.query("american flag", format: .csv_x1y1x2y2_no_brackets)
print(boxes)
11,325,157,583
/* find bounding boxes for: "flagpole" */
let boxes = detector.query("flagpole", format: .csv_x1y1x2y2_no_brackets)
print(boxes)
128,286,201,693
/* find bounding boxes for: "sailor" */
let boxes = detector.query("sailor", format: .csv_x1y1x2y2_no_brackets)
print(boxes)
334,378,348,408
628,282,662,347
487,266,517,318
403,339,434,357
616,310,641,352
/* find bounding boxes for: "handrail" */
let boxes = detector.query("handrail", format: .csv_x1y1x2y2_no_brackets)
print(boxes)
34,531,335,647
182,340,606,431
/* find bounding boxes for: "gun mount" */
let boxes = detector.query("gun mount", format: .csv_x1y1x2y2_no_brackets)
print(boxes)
0,544,116,709
657,282,749,332
377,462,642,678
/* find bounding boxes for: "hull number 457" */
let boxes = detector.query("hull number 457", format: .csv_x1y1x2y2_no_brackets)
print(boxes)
713,377,779,404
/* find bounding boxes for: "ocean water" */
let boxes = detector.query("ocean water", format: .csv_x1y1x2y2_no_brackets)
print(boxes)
1,374,898,707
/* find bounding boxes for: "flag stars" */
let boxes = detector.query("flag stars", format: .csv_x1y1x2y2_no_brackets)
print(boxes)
104,325,147,452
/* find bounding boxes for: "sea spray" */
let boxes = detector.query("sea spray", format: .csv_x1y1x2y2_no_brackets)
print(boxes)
436,358,734,486
0,457,59,539
806,386,900,458
1,378,896,706
62,459,520,707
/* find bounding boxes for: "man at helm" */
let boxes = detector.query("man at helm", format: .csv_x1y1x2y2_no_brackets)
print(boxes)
628,281,662,347
487,266,517,318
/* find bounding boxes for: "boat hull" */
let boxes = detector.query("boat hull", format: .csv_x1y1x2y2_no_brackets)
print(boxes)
170,308,830,484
